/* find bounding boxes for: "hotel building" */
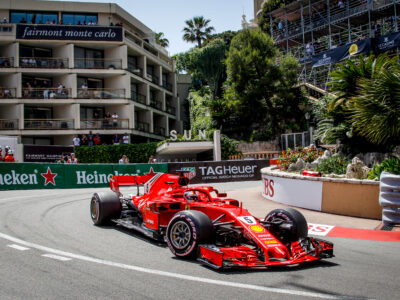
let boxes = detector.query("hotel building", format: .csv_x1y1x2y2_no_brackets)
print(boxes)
0,0,181,145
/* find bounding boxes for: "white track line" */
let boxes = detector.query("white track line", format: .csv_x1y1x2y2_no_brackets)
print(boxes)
42,254,71,261
7,244,30,251
0,232,358,299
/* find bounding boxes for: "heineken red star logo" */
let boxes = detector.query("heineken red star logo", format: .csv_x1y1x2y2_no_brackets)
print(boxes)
144,167,156,177
41,167,57,186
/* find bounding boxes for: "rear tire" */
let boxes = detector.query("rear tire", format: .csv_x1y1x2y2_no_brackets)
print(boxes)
264,208,308,242
166,210,213,258
90,192,121,225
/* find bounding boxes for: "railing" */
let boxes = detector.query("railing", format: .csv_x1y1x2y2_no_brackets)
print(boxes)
20,57,68,68
0,88,16,98
80,118,129,129
24,119,74,130
0,119,18,130
127,64,143,76
130,91,147,104
135,121,150,132
150,99,163,110
0,23,13,34
22,87,71,99
147,73,159,85
153,127,165,136
0,57,14,67
166,105,176,115
229,151,280,160
74,58,122,69
77,88,125,99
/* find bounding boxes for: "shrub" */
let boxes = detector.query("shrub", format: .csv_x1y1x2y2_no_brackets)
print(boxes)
368,157,400,180
74,143,158,163
220,134,241,160
316,156,350,175
278,147,320,170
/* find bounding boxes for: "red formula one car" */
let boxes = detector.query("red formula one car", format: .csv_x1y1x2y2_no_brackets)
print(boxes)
90,170,333,269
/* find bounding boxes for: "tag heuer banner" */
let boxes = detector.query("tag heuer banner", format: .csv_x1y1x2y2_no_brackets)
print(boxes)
0,163,167,190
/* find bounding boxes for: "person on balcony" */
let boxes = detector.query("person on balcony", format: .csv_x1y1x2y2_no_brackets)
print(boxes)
72,135,80,146
122,133,129,144
112,134,120,145
104,112,112,128
81,82,89,98
112,112,119,128
88,131,94,146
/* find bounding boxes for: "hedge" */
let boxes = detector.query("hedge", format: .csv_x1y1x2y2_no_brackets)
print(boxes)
74,143,158,163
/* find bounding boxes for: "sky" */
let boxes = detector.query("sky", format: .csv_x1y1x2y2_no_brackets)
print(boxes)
54,0,254,56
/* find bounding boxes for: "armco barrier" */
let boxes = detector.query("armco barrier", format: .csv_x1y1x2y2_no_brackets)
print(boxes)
379,172,400,225
0,163,167,190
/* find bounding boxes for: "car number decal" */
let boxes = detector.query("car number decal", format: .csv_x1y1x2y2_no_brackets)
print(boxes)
237,216,257,225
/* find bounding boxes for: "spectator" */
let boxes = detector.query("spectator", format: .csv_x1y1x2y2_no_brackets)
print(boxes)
67,153,79,164
20,18,27,24
81,82,89,98
28,57,36,67
81,134,88,145
119,155,129,164
338,0,345,9
57,156,66,164
278,20,283,34
2,17,8,24
93,133,101,145
88,131,94,146
112,112,119,127
104,111,112,128
148,155,156,163
122,132,129,144
72,134,80,146
43,80,49,99
0,148,2,161
4,149,15,162
57,83,64,97
112,134,120,145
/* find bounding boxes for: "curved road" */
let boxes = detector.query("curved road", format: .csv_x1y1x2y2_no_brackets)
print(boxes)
0,186,399,299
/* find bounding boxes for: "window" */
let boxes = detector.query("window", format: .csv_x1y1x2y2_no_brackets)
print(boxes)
74,47,104,68
24,106,52,119
62,13,97,25
10,11,58,24
20,46,52,58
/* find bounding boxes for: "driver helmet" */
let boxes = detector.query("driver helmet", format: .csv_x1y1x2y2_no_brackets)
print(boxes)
184,191,198,202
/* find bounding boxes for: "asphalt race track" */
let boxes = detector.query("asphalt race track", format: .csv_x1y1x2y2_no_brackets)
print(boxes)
1,184,400,300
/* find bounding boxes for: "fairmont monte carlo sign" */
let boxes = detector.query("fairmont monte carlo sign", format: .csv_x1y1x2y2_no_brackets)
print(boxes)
16,24,123,42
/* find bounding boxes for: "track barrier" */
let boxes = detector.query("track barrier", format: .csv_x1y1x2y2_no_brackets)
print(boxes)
379,172,400,225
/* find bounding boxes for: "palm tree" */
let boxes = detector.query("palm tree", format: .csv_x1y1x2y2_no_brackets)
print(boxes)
182,16,215,48
155,32,169,48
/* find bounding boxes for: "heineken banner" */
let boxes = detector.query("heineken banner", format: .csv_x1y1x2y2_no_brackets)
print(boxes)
312,39,372,68
0,163,167,190
168,160,270,184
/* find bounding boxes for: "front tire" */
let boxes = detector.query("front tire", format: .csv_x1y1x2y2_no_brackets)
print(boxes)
166,210,213,258
90,192,121,225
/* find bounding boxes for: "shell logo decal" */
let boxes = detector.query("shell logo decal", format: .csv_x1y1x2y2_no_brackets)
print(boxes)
250,225,264,233
349,43,358,56
265,240,278,245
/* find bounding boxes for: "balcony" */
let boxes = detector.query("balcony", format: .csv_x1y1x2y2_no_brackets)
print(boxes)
135,121,150,132
22,87,71,99
0,57,14,68
162,81,173,92
0,88,16,99
166,105,176,115
80,118,129,129
77,88,125,99
0,24,13,35
20,57,68,68
153,127,165,136
150,99,163,110
0,119,18,130
130,91,147,105
147,73,159,85
127,64,143,76
24,119,74,130
74,58,122,69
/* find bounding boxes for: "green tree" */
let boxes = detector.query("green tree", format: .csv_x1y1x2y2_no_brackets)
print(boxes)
182,16,215,48
225,28,306,140
155,32,169,48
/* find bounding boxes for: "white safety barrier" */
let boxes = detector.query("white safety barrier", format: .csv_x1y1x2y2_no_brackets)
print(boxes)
379,172,400,225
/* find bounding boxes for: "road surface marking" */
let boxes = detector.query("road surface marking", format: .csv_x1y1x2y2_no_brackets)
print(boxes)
308,223,335,236
0,231,362,300
42,254,72,261
7,244,30,251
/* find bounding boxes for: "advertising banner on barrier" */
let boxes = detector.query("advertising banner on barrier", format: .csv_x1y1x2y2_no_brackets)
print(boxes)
24,145,74,162
168,160,270,184
0,163,168,190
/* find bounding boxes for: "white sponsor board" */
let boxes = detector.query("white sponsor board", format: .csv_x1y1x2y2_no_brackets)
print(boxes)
308,223,335,236
262,174,323,211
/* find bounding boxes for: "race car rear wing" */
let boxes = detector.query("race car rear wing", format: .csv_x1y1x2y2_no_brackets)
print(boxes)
110,173,156,195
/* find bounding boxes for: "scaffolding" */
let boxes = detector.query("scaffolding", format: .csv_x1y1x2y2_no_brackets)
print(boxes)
267,0,400,90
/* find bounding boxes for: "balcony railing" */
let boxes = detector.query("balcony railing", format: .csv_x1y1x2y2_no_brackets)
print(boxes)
77,88,125,99
150,99,163,110
24,119,74,130
130,91,147,104
135,121,150,132
74,58,122,69
22,87,71,99
153,127,165,136
127,64,143,76
166,105,176,115
0,119,18,130
20,57,68,68
0,88,16,98
81,118,129,129
162,81,173,92
147,73,159,85
0,57,14,67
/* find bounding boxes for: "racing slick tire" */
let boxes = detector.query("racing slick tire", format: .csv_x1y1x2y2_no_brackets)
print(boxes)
166,210,213,259
90,192,121,226
264,208,308,242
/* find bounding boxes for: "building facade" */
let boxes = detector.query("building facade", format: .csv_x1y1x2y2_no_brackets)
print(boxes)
255,0,400,90
0,0,181,146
